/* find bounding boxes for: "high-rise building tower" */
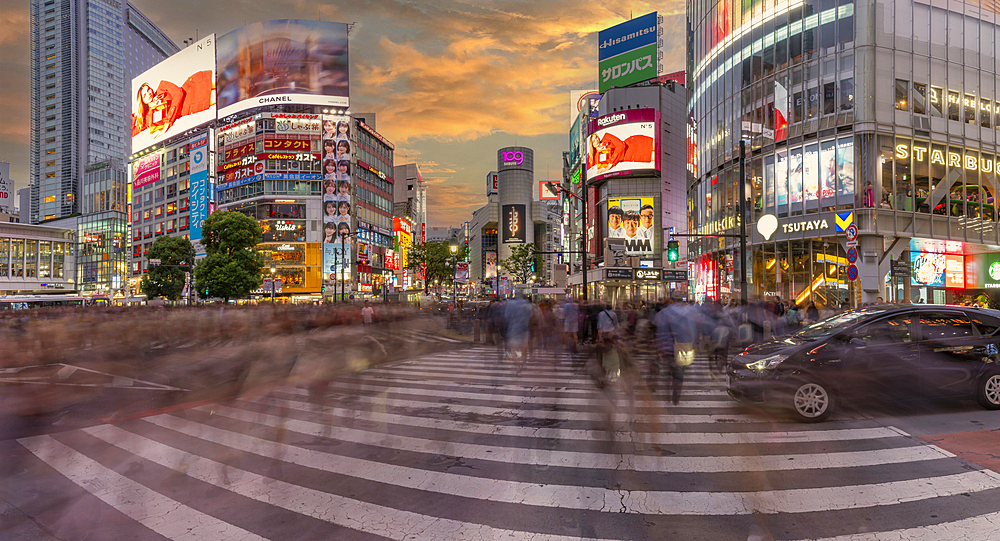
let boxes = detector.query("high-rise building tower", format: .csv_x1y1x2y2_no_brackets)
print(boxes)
29,0,177,223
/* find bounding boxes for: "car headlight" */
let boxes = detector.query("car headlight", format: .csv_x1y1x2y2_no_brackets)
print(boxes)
746,354,788,371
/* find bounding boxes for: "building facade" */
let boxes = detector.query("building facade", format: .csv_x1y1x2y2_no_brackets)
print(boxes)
0,222,76,294
29,0,177,223
393,163,428,245
562,81,689,305
353,118,396,299
688,0,1000,306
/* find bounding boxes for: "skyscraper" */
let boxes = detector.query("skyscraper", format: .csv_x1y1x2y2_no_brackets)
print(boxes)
29,0,177,223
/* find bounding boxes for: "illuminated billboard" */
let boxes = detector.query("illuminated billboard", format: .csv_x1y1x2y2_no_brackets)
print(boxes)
539,182,560,200
586,109,660,181
217,20,349,118
132,152,161,189
608,197,655,255
502,204,526,244
131,35,216,153
598,12,659,93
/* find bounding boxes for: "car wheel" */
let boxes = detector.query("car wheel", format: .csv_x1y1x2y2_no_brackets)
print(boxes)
976,372,1000,410
791,381,833,422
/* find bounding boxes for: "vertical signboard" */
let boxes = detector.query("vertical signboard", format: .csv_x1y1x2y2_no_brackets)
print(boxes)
486,171,498,196
0,162,10,214
132,152,162,189
501,204,526,244
188,136,209,254
322,113,354,295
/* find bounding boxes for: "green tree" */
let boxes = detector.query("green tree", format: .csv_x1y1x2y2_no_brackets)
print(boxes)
407,240,469,292
193,211,265,302
140,236,194,301
500,243,537,284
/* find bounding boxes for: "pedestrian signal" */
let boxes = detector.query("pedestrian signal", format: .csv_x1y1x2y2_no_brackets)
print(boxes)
667,240,679,262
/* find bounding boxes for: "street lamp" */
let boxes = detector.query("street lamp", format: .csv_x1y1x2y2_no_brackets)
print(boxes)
496,264,502,299
269,263,276,304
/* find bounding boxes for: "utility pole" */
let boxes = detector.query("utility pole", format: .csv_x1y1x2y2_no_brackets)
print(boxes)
739,139,749,305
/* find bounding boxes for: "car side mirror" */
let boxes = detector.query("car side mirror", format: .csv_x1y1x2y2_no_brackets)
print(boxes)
849,337,867,349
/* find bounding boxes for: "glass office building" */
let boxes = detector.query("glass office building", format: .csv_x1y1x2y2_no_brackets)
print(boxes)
688,0,1000,307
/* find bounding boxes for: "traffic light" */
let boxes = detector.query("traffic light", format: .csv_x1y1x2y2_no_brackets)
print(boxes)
667,240,679,262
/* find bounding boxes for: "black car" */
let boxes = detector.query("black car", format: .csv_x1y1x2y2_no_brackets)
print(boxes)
727,305,1000,421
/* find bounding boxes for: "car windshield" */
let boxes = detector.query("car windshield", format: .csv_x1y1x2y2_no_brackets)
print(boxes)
793,307,891,340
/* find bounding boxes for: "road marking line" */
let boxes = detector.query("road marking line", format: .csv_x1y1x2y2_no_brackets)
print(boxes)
204,402,942,473
80,424,613,540
119,416,1000,516
254,392,906,445
809,510,1000,540
18,435,268,541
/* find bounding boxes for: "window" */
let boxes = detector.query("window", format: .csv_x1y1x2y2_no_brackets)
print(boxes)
154,205,163,217
971,314,1000,336
854,314,913,345
919,312,974,340
965,94,977,124
44,195,56,203
948,90,960,121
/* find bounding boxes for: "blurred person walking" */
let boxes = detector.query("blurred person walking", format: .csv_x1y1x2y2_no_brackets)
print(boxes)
504,291,532,372
361,300,375,326
562,297,580,354
651,298,697,405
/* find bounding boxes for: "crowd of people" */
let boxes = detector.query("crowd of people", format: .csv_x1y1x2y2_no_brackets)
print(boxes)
476,293,875,405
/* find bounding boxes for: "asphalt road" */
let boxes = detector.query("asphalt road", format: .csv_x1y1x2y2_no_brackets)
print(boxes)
3,345,1000,540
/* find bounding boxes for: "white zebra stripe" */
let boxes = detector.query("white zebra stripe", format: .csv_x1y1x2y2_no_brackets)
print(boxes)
203,402,943,473
123,415,1000,516
18,435,269,541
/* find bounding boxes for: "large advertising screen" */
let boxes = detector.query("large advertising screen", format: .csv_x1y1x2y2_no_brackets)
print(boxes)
217,20,349,118
131,35,216,153
608,197,654,255
502,204,526,244
586,109,660,182
911,251,947,287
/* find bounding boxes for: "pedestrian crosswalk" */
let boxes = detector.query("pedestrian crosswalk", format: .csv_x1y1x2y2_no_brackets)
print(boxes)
9,347,1000,540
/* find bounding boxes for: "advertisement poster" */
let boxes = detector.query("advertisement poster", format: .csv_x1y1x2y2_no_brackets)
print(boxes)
803,143,819,206
788,147,803,204
911,251,946,287
607,197,654,255
598,12,658,93
131,35,216,153
188,136,209,252
945,254,965,288
764,155,775,208
775,148,788,206
455,261,469,284
217,20,349,118
486,171,498,196
0,162,10,214
837,136,856,201
586,109,660,181
820,140,837,201
485,251,497,278
502,204,526,244
132,152,161,189
323,242,352,283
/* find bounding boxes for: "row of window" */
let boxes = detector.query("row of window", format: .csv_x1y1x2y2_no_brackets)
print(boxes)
0,238,68,280
896,79,1000,129
131,217,189,241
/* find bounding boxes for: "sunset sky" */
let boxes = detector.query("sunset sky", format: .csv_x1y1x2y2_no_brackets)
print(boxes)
0,0,685,226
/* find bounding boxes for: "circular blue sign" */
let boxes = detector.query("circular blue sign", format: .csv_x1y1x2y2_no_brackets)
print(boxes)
847,247,858,263
847,264,858,281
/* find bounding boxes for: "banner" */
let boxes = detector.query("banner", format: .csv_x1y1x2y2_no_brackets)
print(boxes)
189,136,209,252
455,261,469,284
501,204,526,244
0,162,10,214
607,197,655,255
132,152,161,189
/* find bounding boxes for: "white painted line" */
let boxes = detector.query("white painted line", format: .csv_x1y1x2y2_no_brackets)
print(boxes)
18,435,267,541
271,390,901,445
82,425,613,540
809,510,1000,540
131,415,1000,516
205,403,940,473
293,382,742,410
257,390,762,424
360,368,729,390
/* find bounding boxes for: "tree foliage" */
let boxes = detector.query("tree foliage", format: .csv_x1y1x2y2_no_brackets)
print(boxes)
140,236,193,301
407,240,470,291
500,243,537,284
193,211,265,302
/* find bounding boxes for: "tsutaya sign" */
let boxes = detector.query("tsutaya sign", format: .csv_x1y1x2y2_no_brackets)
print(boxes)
895,143,1000,172
756,213,833,240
